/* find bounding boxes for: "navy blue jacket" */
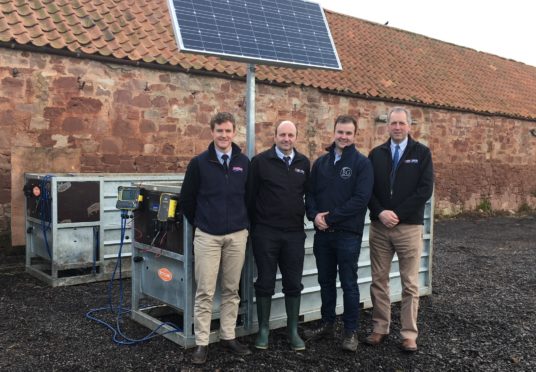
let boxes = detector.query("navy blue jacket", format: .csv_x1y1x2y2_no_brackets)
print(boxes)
247,145,310,231
179,142,249,235
306,143,373,234
368,136,434,224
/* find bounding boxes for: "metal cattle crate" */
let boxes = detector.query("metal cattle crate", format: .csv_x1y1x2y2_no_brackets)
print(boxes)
24,173,183,286
130,181,434,348
250,198,434,330
130,183,253,348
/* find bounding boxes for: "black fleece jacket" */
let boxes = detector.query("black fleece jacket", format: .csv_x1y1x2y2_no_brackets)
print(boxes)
306,143,373,234
179,142,249,235
247,145,310,231
368,136,434,224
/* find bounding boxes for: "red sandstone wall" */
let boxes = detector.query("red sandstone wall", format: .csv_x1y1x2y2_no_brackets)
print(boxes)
1,48,535,245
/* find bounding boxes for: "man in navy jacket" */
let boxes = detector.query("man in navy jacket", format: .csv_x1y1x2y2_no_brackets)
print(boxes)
247,120,310,351
365,107,434,352
304,115,373,352
180,112,251,364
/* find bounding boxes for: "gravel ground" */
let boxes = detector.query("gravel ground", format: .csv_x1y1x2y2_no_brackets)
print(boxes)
0,215,535,371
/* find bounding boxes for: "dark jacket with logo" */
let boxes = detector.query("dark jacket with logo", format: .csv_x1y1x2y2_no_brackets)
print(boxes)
306,143,373,234
368,136,434,224
247,145,310,232
179,142,249,235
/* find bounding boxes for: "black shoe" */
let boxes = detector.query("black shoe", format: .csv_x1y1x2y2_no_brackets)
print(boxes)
303,322,334,341
342,331,358,352
191,345,208,364
220,338,252,356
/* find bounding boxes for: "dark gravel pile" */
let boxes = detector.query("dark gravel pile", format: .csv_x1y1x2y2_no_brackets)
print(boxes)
1,216,535,371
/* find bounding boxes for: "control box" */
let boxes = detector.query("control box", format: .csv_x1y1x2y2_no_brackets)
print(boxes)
116,186,142,210
133,188,183,254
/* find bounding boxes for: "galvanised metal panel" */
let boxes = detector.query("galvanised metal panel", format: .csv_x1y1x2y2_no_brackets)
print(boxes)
24,173,183,286
251,198,434,328
54,227,95,265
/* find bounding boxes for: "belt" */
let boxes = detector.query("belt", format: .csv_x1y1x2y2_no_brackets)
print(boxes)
319,228,357,235
321,228,342,233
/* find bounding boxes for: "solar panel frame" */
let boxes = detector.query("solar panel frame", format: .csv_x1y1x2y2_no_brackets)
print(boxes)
167,0,342,70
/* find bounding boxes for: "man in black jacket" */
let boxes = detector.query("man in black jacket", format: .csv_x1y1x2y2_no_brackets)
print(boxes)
365,107,434,352
179,112,251,364
304,115,373,352
247,120,310,351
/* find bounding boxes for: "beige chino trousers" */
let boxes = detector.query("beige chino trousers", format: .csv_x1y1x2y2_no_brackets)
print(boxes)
369,221,423,341
193,228,248,345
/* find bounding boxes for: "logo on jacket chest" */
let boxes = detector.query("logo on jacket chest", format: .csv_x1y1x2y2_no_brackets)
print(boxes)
340,167,352,179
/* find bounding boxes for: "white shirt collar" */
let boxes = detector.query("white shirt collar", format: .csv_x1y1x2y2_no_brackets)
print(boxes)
334,151,342,164
215,148,232,165
391,137,408,156
275,146,294,162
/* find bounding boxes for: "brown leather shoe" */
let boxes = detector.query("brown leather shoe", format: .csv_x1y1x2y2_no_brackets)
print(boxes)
191,345,208,364
220,338,252,356
364,332,388,346
400,338,418,352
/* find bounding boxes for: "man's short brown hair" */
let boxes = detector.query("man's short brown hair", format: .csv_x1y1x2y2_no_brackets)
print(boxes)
210,112,236,130
334,115,357,131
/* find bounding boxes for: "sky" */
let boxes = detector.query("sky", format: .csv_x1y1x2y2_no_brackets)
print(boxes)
314,0,536,67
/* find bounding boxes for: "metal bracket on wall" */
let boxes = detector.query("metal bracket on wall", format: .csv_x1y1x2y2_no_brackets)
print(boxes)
77,76,86,90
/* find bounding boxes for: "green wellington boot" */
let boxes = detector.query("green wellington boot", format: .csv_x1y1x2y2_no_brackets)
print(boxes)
285,295,306,351
255,296,272,349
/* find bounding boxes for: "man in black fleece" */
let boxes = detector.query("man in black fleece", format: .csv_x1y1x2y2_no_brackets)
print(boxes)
179,112,251,364
247,120,310,351
365,107,434,353
304,115,373,352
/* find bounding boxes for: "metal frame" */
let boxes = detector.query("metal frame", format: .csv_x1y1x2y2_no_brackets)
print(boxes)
166,0,342,71
24,173,183,287
131,217,197,347
130,184,253,347
130,183,434,348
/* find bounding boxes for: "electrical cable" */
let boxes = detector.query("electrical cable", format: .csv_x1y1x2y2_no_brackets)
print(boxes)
85,211,182,345
39,175,52,258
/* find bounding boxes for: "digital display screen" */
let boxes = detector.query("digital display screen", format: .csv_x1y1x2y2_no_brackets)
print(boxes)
120,188,138,201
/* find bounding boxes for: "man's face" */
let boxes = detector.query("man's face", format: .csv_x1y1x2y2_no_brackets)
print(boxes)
388,111,410,144
274,121,297,155
333,122,356,152
211,121,235,153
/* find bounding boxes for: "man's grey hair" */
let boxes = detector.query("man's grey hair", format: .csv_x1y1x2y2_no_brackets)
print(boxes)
387,107,412,124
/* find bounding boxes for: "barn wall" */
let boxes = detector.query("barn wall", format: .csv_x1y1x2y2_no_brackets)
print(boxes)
1,48,535,247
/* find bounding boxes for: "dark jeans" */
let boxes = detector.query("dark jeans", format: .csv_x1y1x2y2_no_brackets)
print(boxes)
252,224,306,297
313,230,362,332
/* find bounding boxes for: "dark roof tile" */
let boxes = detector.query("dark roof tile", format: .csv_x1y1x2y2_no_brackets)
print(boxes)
1,1,535,119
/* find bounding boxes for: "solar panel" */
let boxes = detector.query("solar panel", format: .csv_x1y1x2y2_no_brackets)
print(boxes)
167,0,341,70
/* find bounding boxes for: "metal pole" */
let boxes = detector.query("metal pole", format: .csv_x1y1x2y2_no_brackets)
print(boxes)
246,64,256,158
244,64,256,331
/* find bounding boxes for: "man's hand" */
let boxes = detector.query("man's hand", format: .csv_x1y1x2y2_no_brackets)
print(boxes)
379,210,399,229
314,212,329,230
